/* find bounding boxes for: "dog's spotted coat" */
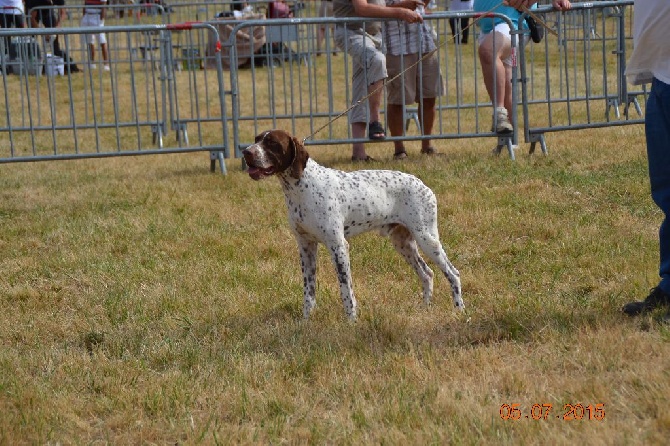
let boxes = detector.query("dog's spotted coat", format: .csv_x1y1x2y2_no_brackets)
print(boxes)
243,129,463,320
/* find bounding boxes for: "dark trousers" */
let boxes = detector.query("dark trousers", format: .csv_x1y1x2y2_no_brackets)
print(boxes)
0,13,26,56
33,10,63,56
449,17,470,44
647,78,670,293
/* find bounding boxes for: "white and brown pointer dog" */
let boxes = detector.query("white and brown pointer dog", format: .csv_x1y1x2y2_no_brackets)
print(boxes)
243,129,463,320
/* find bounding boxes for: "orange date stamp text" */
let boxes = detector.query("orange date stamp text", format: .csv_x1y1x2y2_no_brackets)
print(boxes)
499,403,605,421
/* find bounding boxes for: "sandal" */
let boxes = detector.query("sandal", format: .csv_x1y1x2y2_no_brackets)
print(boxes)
420,146,437,155
351,155,377,162
393,150,408,160
368,121,386,141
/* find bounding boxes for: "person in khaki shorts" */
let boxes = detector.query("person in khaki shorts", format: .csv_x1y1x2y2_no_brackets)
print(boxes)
383,0,443,159
333,0,424,162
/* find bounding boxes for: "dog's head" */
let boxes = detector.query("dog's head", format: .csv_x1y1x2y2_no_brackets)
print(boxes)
242,130,310,181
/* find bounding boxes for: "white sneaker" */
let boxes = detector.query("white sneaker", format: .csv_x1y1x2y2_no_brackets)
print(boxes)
87,63,96,70
492,107,513,134
103,65,110,72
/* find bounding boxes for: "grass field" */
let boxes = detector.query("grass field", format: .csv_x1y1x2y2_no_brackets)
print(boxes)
1,2,668,444
1,121,669,443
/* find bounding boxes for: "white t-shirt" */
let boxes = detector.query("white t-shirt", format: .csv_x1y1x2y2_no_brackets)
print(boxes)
83,0,107,16
0,0,25,14
626,0,670,85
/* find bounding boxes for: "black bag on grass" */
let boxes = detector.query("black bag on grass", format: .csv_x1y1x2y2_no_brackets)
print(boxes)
525,16,544,43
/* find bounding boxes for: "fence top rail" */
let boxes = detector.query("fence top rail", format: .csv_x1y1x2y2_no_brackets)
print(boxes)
567,0,633,10
0,21,221,40
162,0,629,12
166,0,300,8
215,12,523,48
26,3,166,16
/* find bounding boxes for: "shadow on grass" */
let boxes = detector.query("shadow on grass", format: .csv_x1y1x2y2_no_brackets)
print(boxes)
216,292,626,360
80,282,660,377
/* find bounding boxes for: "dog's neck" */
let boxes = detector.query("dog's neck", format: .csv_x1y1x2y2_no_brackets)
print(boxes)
279,158,316,188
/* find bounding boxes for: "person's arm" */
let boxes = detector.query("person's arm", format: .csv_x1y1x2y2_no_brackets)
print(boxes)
387,0,422,11
58,8,66,26
351,0,423,23
505,0,571,11
30,9,39,28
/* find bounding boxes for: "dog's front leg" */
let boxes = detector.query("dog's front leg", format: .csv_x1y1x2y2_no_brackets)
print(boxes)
297,236,318,319
326,238,357,320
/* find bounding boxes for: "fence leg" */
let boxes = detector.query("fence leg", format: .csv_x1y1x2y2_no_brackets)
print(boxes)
529,133,547,155
176,123,189,145
494,136,516,161
210,151,227,175
607,97,621,120
405,109,420,131
152,124,164,148
624,94,643,119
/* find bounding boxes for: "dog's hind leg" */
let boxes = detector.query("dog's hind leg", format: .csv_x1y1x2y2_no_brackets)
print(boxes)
387,225,435,304
297,237,318,319
413,230,464,311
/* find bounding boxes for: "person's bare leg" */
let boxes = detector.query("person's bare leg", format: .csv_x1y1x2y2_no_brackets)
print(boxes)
478,31,511,109
317,26,325,54
88,43,96,62
351,122,367,160
351,78,385,159
418,97,436,151
101,43,109,63
367,79,384,129
504,63,513,124
387,103,405,154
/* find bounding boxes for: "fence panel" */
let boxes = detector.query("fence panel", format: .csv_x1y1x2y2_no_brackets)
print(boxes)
0,1,645,169
219,2,642,160
0,23,228,172
165,1,311,25
223,13,523,160
25,3,169,72
519,0,644,154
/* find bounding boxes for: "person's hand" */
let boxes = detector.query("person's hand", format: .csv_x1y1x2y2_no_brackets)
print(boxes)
396,8,423,23
504,0,571,11
551,0,571,11
399,0,425,11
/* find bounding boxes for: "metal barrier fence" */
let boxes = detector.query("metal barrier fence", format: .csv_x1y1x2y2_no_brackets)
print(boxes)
518,0,644,154
222,12,519,161
0,22,229,172
25,3,169,31
222,1,640,162
0,1,642,170
163,1,310,24
24,4,169,69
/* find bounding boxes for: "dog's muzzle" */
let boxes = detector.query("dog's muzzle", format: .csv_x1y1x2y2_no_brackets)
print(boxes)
243,144,276,180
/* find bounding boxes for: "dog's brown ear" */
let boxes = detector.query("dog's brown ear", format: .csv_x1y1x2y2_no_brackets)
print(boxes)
289,136,309,179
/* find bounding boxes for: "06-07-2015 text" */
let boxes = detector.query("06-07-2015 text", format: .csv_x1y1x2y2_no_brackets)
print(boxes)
499,403,605,421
